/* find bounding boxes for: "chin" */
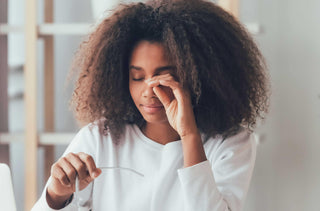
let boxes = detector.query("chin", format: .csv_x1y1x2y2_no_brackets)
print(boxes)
141,113,168,124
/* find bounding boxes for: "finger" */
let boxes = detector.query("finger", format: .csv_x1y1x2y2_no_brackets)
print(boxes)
146,74,175,85
83,173,95,186
146,74,180,91
158,79,180,91
154,79,186,103
65,153,89,180
152,86,171,109
51,164,71,187
78,174,95,191
146,73,175,81
78,152,101,179
59,157,77,185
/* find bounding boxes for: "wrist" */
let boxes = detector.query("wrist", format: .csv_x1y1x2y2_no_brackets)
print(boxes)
180,131,207,168
46,187,73,209
180,130,201,141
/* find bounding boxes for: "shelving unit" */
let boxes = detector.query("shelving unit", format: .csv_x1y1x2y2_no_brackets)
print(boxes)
0,0,255,210
0,0,9,167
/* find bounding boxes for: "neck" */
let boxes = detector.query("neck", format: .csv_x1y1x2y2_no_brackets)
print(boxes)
141,122,180,145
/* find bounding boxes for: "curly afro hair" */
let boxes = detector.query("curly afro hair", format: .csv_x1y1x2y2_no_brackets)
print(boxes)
70,0,270,141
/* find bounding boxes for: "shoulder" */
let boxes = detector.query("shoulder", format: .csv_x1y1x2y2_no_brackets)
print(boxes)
219,128,256,150
75,121,136,145
203,129,257,167
63,120,109,155
203,128,256,151
74,121,106,140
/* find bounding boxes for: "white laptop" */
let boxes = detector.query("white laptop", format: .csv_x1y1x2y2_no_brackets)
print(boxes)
0,163,17,211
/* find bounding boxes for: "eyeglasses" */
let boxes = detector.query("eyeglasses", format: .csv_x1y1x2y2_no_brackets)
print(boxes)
75,166,144,211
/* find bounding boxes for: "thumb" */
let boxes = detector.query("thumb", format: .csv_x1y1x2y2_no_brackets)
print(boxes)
92,168,102,179
153,87,171,109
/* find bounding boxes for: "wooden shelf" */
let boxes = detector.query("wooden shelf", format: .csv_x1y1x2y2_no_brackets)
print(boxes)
0,24,23,34
0,133,23,144
9,64,24,73
0,23,94,36
0,132,75,145
245,23,262,35
39,23,94,36
0,22,262,36
40,133,75,145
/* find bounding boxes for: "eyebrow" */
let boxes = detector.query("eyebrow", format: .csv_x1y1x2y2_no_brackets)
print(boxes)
129,65,176,73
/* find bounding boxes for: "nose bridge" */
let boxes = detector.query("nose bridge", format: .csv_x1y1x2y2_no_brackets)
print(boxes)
142,82,155,98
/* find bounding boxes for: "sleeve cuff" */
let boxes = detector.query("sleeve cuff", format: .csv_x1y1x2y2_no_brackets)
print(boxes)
31,187,76,211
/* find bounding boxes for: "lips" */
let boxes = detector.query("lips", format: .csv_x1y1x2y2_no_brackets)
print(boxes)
141,104,164,113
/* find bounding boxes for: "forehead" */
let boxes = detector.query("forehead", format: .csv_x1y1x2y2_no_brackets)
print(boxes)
129,40,171,66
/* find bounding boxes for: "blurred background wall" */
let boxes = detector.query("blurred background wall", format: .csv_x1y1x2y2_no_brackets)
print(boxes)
243,0,320,210
3,0,320,210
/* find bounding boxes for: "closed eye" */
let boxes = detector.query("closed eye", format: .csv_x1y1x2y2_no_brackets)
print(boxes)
132,78,144,81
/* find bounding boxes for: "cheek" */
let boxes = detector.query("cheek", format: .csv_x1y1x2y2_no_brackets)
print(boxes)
129,84,139,104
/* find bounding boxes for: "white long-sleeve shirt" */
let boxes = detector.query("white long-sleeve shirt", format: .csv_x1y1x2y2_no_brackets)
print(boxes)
31,123,256,211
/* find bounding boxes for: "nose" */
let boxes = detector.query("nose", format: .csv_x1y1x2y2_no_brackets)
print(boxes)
142,83,157,98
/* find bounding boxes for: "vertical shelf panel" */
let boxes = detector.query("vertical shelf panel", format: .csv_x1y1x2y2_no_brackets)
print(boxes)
43,0,55,183
24,0,38,209
0,0,9,167
218,0,239,18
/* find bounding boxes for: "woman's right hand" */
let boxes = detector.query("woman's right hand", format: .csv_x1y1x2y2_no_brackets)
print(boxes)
46,152,101,209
